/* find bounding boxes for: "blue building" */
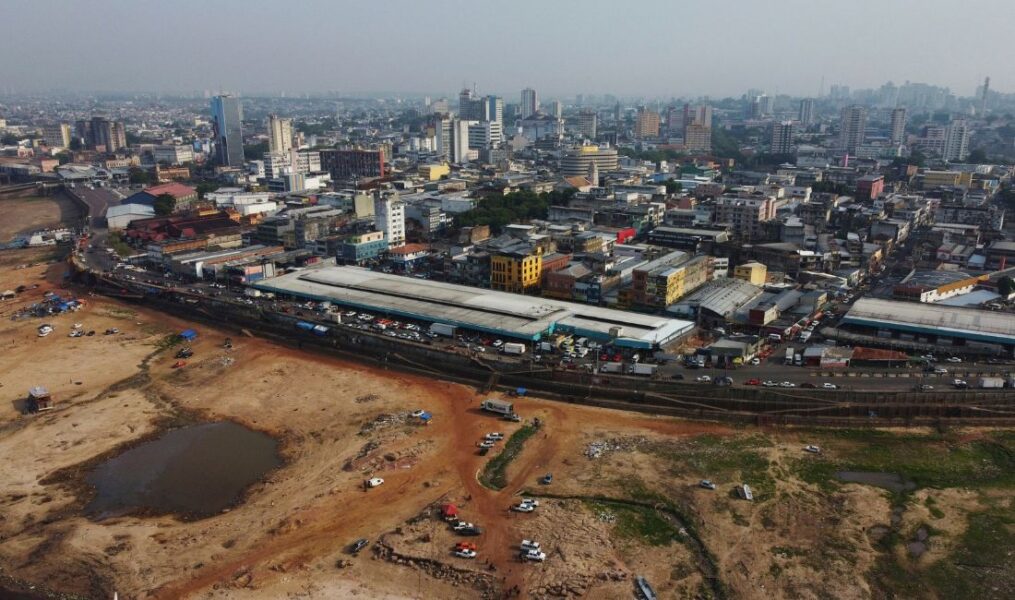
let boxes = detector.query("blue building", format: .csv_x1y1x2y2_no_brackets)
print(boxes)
339,231,389,265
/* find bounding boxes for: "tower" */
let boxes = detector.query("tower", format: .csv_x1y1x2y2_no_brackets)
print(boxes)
210,95,244,167
889,107,907,146
980,76,990,115
268,114,293,154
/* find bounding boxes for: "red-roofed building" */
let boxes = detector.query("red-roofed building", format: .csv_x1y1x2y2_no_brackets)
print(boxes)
388,243,431,271
122,183,199,211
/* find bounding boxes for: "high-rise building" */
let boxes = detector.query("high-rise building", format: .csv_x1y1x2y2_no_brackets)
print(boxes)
574,110,598,139
798,99,814,126
755,94,773,117
560,145,619,177
458,88,484,120
433,116,453,159
980,76,990,115
319,148,387,179
483,96,503,125
77,117,126,152
635,107,660,139
40,123,71,149
838,105,867,155
682,104,712,152
520,88,538,119
451,119,476,163
889,107,907,145
467,121,502,149
943,118,970,161
374,190,405,247
550,100,562,119
267,114,293,154
210,95,244,167
770,121,795,154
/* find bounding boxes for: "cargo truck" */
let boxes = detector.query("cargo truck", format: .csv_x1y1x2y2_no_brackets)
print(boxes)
503,342,526,355
599,362,624,374
785,347,794,365
244,288,262,298
429,322,457,337
628,363,657,376
979,377,1006,389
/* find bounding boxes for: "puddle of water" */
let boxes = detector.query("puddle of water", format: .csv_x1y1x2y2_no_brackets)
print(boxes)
86,421,281,519
834,471,916,494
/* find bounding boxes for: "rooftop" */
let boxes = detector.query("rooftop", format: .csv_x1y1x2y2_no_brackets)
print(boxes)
843,298,1015,345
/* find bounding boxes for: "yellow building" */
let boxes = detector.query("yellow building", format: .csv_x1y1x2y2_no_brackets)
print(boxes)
921,170,962,189
635,108,660,139
491,251,542,294
734,261,767,285
419,163,451,181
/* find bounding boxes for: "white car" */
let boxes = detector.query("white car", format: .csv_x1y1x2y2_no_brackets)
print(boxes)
486,432,505,441
454,549,477,559
750,358,761,365
921,354,936,361
365,477,384,488
822,383,838,389
518,498,539,507
780,381,796,388
520,540,541,552
453,522,475,531
946,357,962,363
696,375,712,383
478,440,495,449
411,409,425,418
933,367,948,374
699,479,717,490
804,445,822,454
512,503,535,513
521,549,546,562
492,339,504,348
762,380,778,387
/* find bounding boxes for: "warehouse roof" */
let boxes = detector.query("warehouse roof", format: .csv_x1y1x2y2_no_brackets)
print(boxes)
256,266,694,347
843,298,1015,345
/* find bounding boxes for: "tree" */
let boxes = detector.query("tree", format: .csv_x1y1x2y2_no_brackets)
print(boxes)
243,141,269,160
55,153,72,165
153,193,176,216
967,148,989,164
129,167,151,185
664,180,683,194
999,276,1014,297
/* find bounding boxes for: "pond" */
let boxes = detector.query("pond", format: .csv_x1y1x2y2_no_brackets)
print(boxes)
86,421,281,519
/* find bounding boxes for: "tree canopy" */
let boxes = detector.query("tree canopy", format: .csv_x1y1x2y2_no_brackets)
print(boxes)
455,190,573,233
153,193,177,216
999,276,1014,297
243,141,269,160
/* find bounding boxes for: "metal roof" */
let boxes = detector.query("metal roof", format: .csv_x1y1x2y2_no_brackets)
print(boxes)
843,298,1015,345
255,266,694,346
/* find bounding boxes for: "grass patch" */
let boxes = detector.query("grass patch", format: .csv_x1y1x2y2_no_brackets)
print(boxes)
791,430,1015,494
648,433,775,500
154,333,183,351
584,500,681,546
479,424,537,490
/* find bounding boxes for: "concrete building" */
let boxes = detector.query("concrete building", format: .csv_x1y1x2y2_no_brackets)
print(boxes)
319,148,386,179
520,88,538,119
211,95,244,167
635,107,660,139
467,120,503,149
153,144,194,165
76,117,126,153
268,114,293,154
770,121,794,154
838,105,867,156
682,104,712,152
714,194,777,241
889,107,907,145
338,231,388,264
798,99,814,126
892,271,987,303
574,110,598,139
40,123,71,149
560,145,619,178
734,262,767,285
491,247,543,294
374,191,405,247
943,119,971,162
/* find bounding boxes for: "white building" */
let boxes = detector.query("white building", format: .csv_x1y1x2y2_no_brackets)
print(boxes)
943,119,970,162
106,203,155,231
268,114,293,154
206,188,278,217
467,121,502,149
153,144,195,165
374,191,406,247
520,87,538,119
263,149,321,179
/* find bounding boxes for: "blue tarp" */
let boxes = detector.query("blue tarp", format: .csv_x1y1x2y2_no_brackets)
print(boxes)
419,411,433,422
516,387,527,396
179,329,198,341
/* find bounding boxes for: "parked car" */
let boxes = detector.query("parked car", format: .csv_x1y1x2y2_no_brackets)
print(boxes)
485,432,505,441
946,357,962,363
800,382,816,388
699,479,717,490
454,549,477,559
762,380,778,387
745,378,761,386
512,502,535,513
365,477,384,488
749,358,761,365
541,473,553,485
804,445,821,454
933,367,948,374
779,381,796,388
696,375,712,383
349,538,369,554
953,379,968,389
520,549,546,562
520,540,541,552
822,383,838,389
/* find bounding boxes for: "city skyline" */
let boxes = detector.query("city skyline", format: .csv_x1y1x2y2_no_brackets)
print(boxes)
0,0,1012,98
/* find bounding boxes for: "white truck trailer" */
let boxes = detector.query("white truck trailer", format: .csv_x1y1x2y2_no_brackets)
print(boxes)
503,342,526,355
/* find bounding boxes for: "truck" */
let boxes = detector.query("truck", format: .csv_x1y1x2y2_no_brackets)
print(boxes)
295,321,315,332
503,342,526,355
480,399,515,415
785,347,795,365
429,322,457,337
599,362,624,374
794,353,803,366
539,341,554,353
979,376,1006,389
312,324,329,337
244,288,262,298
628,363,657,376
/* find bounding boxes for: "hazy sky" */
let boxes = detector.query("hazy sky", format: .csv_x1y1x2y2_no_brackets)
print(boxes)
1,0,1010,98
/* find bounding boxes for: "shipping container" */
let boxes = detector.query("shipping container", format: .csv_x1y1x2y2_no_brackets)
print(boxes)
628,363,657,376
503,342,526,355
480,399,514,415
244,288,262,298
785,347,795,365
979,377,1005,389
599,362,624,373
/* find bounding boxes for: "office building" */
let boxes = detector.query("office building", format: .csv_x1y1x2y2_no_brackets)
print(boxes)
75,117,126,152
268,114,293,154
943,119,970,162
210,95,244,167
153,144,195,165
40,123,71,149
520,88,538,118
263,149,321,179
755,94,773,117
484,96,504,125
682,104,712,152
838,105,867,155
798,99,814,126
635,107,660,139
770,121,795,154
550,100,562,119
319,148,386,179
574,110,598,139
560,145,619,177
467,120,502,149
458,88,482,120
374,191,405,247
889,107,907,145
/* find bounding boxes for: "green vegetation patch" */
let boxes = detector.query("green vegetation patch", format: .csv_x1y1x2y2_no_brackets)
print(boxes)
791,430,1015,493
106,232,134,258
479,424,537,490
584,500,681,546
647,433,775,499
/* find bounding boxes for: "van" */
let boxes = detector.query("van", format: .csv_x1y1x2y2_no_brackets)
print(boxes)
768,333,783,343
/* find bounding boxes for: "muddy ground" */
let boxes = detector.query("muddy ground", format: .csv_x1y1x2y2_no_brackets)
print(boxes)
0,204,1012,599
